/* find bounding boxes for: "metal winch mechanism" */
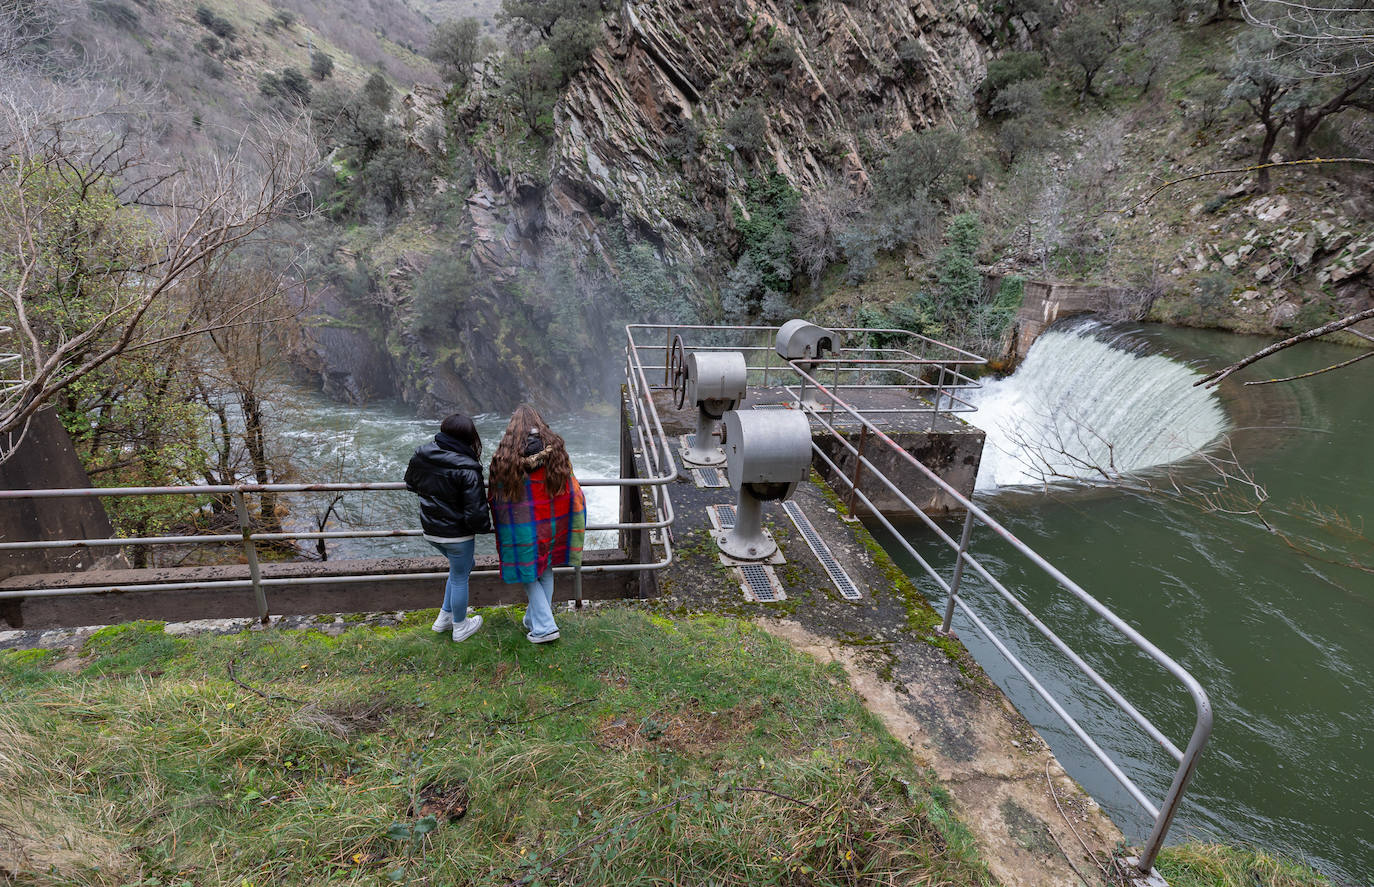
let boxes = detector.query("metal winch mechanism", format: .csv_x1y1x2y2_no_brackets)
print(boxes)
668,336,748,466
715,408,813,562
775,319,842,403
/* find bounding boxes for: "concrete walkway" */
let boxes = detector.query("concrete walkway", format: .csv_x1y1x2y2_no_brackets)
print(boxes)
649,463,1125,887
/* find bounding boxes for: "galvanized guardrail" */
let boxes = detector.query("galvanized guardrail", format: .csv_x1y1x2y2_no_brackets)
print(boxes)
0,336,681,617
626,323,987,423
3,318,1207,879
776,356,1212,878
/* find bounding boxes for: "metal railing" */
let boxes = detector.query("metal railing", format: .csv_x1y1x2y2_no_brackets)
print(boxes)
626,323,987,424
3,318,1207,876
775,358,1211,877
0,339,682,617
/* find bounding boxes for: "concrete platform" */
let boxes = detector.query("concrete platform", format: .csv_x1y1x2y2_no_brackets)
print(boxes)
0,549,642,630
632,395,1122,887
651,385,985,517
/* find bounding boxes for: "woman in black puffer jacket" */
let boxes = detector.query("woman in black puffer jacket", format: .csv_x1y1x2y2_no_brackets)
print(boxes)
404,413,493,642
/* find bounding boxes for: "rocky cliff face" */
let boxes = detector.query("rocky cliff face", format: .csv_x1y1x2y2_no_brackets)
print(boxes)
475,0,986,276
307,0,991,415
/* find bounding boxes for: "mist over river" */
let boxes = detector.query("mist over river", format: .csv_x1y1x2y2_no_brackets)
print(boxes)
273,323,1372,883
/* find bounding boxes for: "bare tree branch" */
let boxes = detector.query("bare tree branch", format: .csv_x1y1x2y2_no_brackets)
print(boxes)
1111,157,1374,213
1242,347,1374,384
1195,306,1374,387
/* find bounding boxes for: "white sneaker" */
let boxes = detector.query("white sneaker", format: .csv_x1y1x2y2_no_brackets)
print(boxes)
452,615,483,643
526,628,559,644
431,610,454,632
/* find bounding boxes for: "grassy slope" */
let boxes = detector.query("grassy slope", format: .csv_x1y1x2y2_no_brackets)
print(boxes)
0,608,1337,887
0,609,987,886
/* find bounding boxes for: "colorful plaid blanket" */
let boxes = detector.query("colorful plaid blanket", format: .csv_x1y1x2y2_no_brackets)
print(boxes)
490,469,586,584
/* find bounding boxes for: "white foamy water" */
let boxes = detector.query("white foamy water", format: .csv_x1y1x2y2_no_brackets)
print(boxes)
968,322,1229,490
268,390,622,557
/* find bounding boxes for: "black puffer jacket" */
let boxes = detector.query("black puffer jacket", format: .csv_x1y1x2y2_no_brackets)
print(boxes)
404,432,493,538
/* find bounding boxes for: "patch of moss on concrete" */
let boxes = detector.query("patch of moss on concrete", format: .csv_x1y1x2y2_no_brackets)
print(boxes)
811,475,995,692
1000,799,1058,859
1,648,57,668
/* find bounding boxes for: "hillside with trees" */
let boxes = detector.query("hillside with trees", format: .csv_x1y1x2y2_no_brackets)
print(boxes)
296,0,1373,415
3,0,1372,537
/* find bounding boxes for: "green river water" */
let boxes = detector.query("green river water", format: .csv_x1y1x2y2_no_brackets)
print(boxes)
275,323,1371,883
872,324,1372,884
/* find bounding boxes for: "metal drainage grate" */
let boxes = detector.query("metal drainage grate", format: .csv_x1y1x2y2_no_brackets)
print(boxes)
682,433,696,448
737,563,786,603
692,466,728,488
782,501,862,600
706,503,737,531
752,403,790,410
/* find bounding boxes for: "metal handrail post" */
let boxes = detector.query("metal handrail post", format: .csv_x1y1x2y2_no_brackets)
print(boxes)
1136,704,1214,873
930,363,946,430
830,361,839,423
663,326,673,386
845,425,870,516
232,491,269,623
941,509,976,634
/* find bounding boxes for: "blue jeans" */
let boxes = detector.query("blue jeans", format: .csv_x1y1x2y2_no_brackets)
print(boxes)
523,569,558,637
428,539,476,618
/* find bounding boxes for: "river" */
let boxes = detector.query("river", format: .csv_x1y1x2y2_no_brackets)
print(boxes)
274,323,1371,883
872,322,1372,884
268,397,623,559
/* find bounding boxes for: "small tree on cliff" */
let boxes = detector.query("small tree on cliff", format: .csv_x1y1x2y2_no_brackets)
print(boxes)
430,17,481,89
1225,27,1374,189
1056,12,1115,102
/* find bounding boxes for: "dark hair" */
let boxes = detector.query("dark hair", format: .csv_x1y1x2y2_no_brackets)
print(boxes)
490,404,572,500
439,413,482,459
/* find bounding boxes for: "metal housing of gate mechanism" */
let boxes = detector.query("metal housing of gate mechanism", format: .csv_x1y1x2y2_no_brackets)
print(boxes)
715,408,812,561
775,320,841,403
679,351,748,466
775,319,842,362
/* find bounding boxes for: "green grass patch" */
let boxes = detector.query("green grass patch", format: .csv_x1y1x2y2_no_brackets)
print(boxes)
1157,842,1333,887
0,608,990,886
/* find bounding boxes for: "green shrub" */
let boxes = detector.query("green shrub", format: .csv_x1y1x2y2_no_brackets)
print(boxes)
194,5,237,40
977,52,1044,115
310,50,334,81
880,127,977,203
724,102,768,156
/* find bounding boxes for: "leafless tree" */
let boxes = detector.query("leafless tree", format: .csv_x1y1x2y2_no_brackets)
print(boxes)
0,105,314,463
791,176,860,283
188,262,311,533
1240,0,1374,75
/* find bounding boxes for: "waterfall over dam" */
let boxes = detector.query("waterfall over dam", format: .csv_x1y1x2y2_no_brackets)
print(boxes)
968,321,1229,490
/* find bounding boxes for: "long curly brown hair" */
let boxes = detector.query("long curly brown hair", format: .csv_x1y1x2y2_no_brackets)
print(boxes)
489,404,574,501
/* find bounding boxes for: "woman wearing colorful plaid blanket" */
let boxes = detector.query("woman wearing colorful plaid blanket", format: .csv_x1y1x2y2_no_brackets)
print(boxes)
488,405,586,644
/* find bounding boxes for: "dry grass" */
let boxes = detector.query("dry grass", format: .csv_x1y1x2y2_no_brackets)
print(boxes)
0,609,990,886
0,709,137,884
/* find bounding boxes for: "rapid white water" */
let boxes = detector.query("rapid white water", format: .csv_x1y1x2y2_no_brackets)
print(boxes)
269,390,622,557
967,322,1229,490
